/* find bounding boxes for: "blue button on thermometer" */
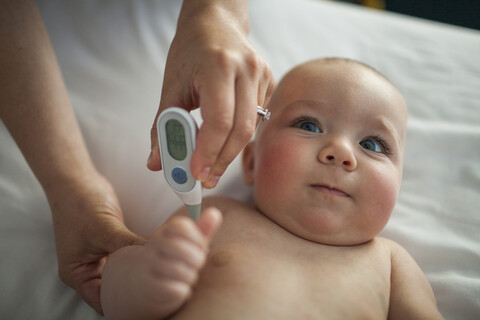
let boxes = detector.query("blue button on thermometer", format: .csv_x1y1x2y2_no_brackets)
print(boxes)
157,107,202,220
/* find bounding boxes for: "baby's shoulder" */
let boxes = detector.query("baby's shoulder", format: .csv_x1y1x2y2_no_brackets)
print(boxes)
373,236,399,248
372,237,416,262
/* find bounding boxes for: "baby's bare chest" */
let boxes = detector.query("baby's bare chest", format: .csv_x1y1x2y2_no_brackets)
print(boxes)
171,208,392,320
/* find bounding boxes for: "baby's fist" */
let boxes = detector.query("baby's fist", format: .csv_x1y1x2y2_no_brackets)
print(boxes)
101,207,222,320
147,207,222,291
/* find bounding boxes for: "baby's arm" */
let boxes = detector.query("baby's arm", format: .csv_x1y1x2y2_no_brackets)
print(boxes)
101,207,222,320
388,240,444,320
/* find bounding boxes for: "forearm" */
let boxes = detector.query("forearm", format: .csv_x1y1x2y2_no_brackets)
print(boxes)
0,0,97,195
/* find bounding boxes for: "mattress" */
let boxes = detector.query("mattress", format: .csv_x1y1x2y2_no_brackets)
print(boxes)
0,0,479,319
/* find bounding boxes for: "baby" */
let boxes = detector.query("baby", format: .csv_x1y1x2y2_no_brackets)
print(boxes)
101,58,444,319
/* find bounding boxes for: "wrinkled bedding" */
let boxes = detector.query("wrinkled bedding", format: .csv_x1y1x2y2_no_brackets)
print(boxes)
0,1,479,319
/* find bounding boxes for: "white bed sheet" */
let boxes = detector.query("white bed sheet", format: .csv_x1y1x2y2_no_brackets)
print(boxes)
1,0,479,319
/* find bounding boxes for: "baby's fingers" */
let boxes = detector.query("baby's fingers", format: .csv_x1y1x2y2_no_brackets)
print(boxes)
148,218,206,266
152,254,200,286
157,236,206,269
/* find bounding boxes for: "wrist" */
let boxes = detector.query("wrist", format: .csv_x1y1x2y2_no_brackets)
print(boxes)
43,167,106,214
178,0,250,36
39,154,97,194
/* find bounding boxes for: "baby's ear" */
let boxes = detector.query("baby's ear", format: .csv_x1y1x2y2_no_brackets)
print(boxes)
242,141,256,185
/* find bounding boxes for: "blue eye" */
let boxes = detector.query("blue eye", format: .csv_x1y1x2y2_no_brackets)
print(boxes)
360,137,389,153
293,118,322,133
299,122,320,133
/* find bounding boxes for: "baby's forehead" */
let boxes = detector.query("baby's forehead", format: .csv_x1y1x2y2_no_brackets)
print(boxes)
269,60,408,138
281,59,402,94
280,60,405,107
281,60,389,91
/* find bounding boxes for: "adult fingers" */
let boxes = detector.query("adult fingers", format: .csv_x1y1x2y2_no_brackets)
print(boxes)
190,68,235,184
258,62,276,110
147,64,188,172
147,126,162,171
204,74,258,188
203,57,274,187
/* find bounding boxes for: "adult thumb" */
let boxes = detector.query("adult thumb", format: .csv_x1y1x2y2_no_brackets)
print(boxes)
147,125,162,171
196,207,223,242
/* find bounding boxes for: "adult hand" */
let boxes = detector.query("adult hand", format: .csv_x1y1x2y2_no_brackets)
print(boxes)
148,0,275,189
48,173,146,314
101,207,222,320
1,2,146,313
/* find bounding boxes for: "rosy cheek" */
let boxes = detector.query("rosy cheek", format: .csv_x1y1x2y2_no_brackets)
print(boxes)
363,166,401,231
253,139,300,203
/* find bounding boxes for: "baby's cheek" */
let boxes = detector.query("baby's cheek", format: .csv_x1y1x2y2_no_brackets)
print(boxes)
364,167,401,233
253,142,299,205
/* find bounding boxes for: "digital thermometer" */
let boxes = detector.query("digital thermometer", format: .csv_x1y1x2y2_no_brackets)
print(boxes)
157,107,202,220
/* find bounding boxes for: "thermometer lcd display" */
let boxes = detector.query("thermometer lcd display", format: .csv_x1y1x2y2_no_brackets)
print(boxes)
166,119,187,161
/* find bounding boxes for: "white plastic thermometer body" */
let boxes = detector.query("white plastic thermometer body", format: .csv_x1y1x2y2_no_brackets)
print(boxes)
157,107,202,220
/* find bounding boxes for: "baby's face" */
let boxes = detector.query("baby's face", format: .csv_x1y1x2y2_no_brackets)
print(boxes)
243,60,407,245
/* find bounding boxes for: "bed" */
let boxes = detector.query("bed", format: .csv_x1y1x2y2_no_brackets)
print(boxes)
1,0,479,319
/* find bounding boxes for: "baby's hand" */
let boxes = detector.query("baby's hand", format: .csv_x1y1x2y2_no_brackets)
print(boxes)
101,207,222,320
143,207,222,314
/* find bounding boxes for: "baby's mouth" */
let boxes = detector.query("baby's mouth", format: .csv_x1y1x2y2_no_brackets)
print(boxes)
311,184,350,197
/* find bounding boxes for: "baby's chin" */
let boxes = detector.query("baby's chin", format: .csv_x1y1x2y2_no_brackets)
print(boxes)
293,229,377,247
265,210,379,247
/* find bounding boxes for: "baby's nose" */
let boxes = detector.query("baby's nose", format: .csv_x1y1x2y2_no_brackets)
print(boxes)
318,139,357,171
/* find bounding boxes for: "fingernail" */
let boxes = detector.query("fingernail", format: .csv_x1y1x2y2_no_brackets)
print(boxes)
198,167,211,181
206,175,220,188
147,151,153,166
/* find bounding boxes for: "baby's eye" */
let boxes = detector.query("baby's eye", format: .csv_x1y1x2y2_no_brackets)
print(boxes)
293,118,322,133
360,137,389,153
299,122,320,133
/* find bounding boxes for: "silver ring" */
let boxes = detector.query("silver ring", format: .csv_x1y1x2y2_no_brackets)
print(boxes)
257,106,271,121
